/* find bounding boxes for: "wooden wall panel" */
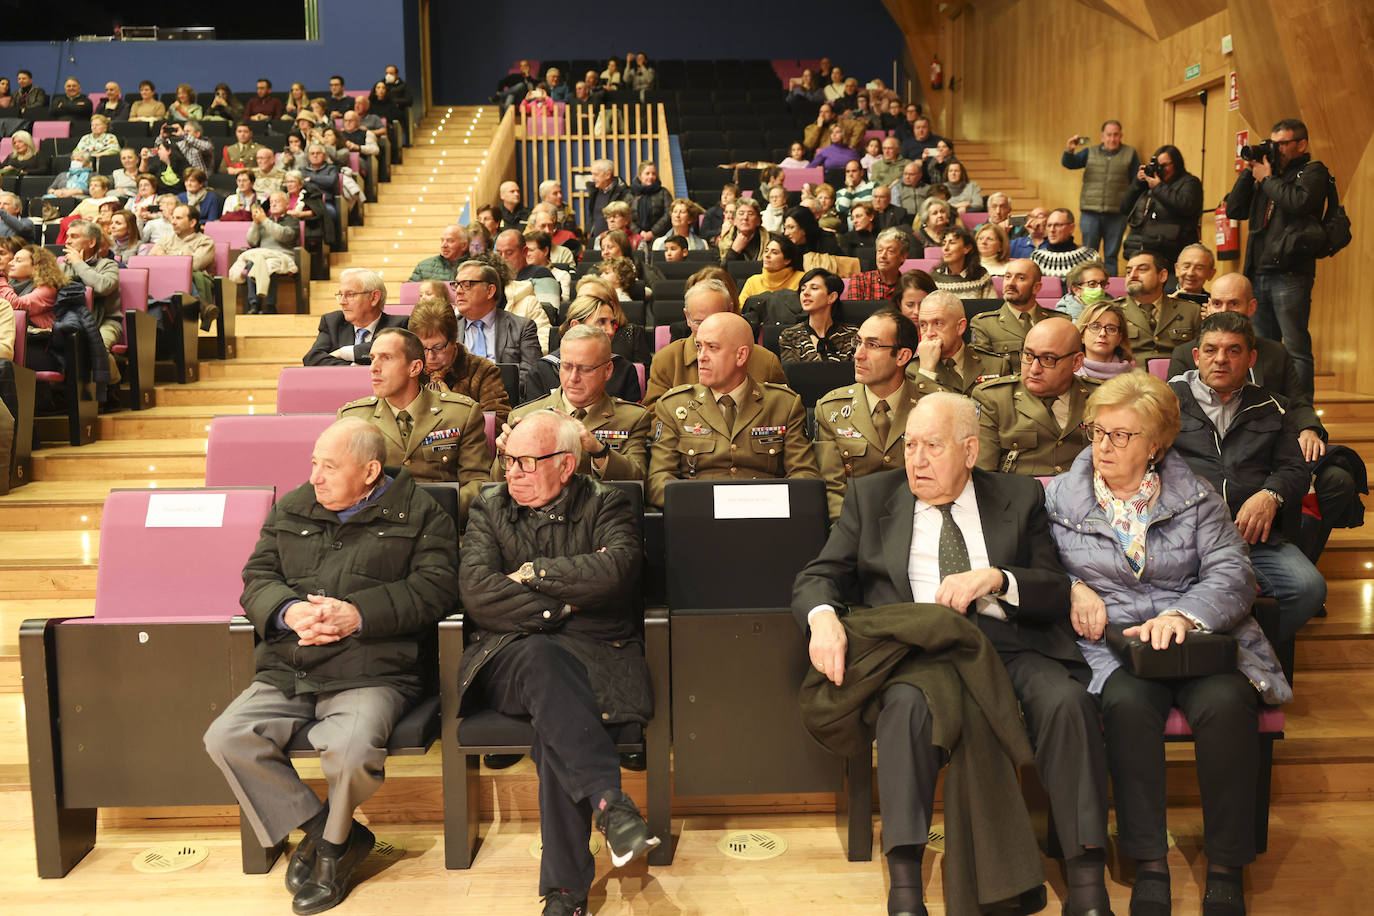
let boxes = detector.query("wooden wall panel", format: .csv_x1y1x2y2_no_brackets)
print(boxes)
909,0,1372,392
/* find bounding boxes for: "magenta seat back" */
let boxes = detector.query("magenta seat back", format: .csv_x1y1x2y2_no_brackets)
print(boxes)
344,89,368,99
384,304,414,317
635,362,646,393
118,267,150,313
1147,358,1170,381
923,246,942,260
33,120,71,142
484,412,497,455
654,325,671,352
127,255,194,299
902,258,939,274
205,414,335,495
204,220,252,252
276,365,372,414
1106,277,1127,297
959,212,983,230
0,137,10,161
783,167,822,192
209,239,230,277
349,151,361,174
1036,298,1060,310
992,276,1004,296
1038,276,1063,297
863,130,887,143
399,281,423,304
93,487,274,621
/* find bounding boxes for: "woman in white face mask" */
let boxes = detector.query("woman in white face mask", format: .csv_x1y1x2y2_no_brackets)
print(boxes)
1058,259,1111,319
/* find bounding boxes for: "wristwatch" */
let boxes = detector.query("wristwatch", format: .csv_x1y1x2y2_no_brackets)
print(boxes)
1264,488,1285,508
516,561,536,584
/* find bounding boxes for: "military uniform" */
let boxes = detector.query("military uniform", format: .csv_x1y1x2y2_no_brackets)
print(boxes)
969,302,1058,360
338,386,491,521
905,346,1010,395
496,388,651,483
647,378,819,507
1117,294,1200,365
642,336,787,406
970,373,1099,476
814,379,922,520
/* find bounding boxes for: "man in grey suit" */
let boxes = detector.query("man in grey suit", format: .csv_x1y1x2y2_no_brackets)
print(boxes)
303,267,408,366
793,392,1111,916
204,418,458,914
453,260,541,401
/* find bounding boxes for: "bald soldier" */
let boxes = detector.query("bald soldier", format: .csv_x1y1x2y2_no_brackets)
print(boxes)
641,277,787,406
907,290,1010,396
337,327,491,522
495,325,651,484
971,317,1098,477
814,307,924,520
648,312,819,507
968,258,1058,360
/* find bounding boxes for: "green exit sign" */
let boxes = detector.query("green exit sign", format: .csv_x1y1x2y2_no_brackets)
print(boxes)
1185,63,1201,81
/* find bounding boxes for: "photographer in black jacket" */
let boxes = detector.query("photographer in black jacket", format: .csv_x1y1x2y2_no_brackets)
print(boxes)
1121,144,1202,266
1226,118,1330,401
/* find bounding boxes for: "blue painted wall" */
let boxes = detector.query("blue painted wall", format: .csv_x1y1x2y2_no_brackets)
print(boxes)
0,2,417,99
429,0,904,103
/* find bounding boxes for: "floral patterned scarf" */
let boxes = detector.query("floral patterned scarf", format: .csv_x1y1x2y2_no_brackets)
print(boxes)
1093,466,1160,578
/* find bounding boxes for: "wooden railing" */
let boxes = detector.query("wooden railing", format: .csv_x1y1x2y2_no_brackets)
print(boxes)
516,102,674,230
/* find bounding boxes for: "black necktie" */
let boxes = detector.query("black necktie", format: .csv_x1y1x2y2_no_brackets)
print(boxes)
936,503,971,580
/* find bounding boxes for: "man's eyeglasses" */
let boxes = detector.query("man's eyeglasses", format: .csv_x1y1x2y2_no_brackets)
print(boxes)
499,451,570,474
453,279,490,291
559,358,611,375
1020,349,1078,368
855,337,899,353
334,290,368,301
1083,323,1121,336
1085,424,1146,448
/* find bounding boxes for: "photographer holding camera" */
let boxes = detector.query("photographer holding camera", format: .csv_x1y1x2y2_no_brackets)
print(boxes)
1226,118,1329,401
1120,144,1202,266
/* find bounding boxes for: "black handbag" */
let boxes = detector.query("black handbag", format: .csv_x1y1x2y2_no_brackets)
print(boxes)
1105,623,1237,679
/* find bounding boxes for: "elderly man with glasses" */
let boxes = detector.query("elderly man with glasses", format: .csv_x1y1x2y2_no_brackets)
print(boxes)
971,317,1099,476
303,267,409,366
462,409,661,916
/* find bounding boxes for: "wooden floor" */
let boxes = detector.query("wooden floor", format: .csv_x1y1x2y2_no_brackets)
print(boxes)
1,108,1371,914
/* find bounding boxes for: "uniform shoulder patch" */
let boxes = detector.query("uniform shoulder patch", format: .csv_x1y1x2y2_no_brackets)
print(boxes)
976,373,1019,388
660,382,696,399
760,380,798,393
438,390,478,406
338,395,378,409
815,387,852,406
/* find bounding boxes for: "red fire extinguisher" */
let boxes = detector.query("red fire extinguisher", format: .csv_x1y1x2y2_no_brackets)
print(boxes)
930,56,943,91
1215,201,1239,261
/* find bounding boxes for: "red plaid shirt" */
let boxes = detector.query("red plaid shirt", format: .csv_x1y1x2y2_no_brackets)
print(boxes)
846,269,898,301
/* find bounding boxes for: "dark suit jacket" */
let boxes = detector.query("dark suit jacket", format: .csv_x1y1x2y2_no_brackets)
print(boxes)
1168,336,1323,436
872,205,911,232
303,311,408,366
792,466,1079,663
465,307,542,399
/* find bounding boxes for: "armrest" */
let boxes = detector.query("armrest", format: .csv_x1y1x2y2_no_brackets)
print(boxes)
228,615,259,695
644,605,670,724
438,612,465,724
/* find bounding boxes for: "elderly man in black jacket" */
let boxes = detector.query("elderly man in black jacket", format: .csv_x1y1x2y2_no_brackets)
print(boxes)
204,418,459,915
458,410,658,916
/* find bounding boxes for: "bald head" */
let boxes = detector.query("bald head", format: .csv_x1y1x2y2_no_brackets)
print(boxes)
695,312,753,392
1205,272,1257,317
1021,317,1084,398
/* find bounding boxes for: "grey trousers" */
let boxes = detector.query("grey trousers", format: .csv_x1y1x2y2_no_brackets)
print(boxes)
203,680,408,846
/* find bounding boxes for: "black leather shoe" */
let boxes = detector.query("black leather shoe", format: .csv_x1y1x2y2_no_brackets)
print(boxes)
1018,884,1046,913
1063,904,1115,916
619,751,647,771
291,821,374,915
285,832,317,895
483,753,524,769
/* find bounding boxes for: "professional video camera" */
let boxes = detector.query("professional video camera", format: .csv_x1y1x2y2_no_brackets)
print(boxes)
1239,139,1281,165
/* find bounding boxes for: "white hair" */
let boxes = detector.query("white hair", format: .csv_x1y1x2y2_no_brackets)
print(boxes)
339,267,387,306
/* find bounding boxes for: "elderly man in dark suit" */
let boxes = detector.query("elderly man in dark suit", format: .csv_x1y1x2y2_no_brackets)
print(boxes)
793,392,1112,916
452,259,541,401
303,267,408,366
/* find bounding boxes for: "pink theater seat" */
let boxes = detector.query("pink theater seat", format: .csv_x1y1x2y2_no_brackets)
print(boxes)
1038,276,1064,297
127,254,194,299
87,487,275,622
635,362,646,394
0,137,10,161
384,304,414,317
1164,706,1285,736
959,212,984,230
783,167,822,192
484,411,497,455
992,276,1004,296
276,365,372,414
902,258,939,274
32,121,71,143
1106,277,1127,297
114,268,157,409
205,414,336,497
399,281,423,305
1037,298,1061,310
924,246,943,260
1147,358,1171,380
654,325,672,352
